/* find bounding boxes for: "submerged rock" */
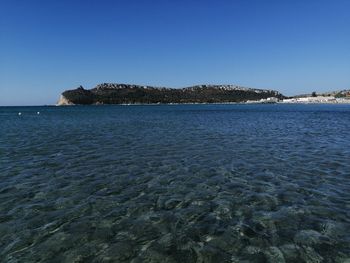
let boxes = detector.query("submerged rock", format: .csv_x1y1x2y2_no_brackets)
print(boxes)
157,233,174,249
264,246,286,263
164,198,183,210
195,245,231,263
103,241,136,261
279,243,300,261
294,230,325,246
300,246,324,263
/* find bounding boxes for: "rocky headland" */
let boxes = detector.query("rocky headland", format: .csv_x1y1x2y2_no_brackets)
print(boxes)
57,83,284,105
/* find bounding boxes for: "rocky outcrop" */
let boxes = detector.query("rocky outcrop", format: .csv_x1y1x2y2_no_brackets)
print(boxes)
58,83,285,105
57,94,74,106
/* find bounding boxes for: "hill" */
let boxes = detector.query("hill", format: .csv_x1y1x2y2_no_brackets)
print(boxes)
57,83,284,105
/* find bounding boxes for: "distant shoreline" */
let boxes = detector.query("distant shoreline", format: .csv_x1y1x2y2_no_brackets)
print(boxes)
2,101,350,107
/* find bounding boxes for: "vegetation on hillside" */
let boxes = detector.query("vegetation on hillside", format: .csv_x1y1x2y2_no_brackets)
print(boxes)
61,84,285,105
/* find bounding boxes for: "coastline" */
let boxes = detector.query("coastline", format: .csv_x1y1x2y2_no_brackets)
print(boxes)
55,101,350,106
4,101,350,107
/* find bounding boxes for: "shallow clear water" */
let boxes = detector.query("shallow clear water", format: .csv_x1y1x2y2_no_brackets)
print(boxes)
1,104,350,262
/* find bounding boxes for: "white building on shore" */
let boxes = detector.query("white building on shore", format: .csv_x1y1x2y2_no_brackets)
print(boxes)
281,96,350,104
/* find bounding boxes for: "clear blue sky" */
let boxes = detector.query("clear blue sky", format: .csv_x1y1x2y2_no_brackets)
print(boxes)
1,0,350,105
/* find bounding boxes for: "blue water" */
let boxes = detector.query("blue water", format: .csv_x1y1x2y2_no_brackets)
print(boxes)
1,104,350,262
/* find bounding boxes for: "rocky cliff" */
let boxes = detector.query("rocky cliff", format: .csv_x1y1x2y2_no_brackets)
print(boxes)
57,94,74,105
57,83,284,105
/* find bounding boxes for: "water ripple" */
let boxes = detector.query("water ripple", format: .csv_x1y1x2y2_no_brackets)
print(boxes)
0,104,350,262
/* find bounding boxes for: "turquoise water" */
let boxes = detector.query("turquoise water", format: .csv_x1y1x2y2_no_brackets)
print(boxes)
1,104,350,262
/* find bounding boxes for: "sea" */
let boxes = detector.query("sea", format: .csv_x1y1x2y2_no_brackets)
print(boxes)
0,104,349,262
